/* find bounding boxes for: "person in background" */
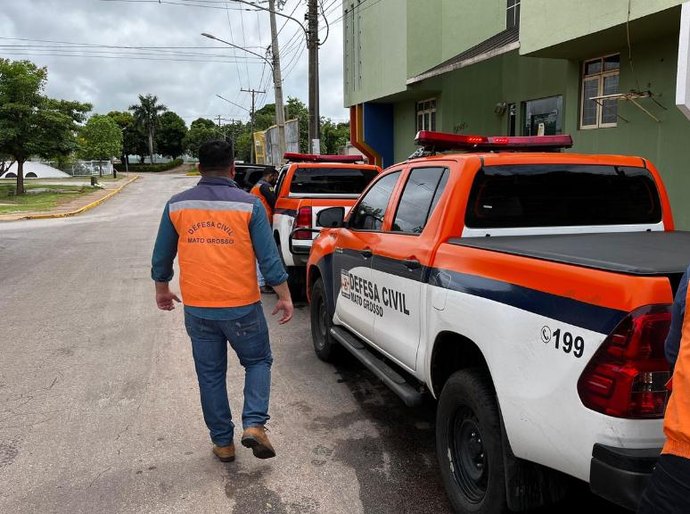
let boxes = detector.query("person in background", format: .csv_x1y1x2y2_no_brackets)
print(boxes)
637,267,690,513
250,168,279,295
151,140,293,463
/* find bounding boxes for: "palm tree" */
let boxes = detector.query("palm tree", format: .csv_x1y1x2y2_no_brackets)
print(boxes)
129,94,167,164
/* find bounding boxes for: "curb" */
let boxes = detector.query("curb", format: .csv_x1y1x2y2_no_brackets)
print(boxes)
20,175,140,221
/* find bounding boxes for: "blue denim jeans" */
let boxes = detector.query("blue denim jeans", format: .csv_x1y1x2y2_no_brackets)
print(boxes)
638,454,690,514
184,304,273,446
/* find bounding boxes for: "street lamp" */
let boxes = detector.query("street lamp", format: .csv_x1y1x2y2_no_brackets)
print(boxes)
202,32,287,162
225,0,320,153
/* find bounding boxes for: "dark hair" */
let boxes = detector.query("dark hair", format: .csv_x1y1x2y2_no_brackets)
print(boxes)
198,139,234,174
263,168,278,178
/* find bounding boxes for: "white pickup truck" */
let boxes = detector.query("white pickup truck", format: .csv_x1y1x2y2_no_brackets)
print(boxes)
306,132,690,513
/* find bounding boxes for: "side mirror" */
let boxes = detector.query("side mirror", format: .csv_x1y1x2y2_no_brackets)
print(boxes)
317,206,345,228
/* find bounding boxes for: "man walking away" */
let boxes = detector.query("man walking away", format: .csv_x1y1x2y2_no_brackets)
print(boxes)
151,140,293,463
638,266,690,513
250,168,279,294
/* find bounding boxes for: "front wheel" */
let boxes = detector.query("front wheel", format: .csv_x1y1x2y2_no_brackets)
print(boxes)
310,278,338,362
436,369,508,514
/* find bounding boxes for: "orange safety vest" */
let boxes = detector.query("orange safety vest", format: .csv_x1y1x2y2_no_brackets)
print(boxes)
250,181,274,221
168,183,260,308
662,284,690,459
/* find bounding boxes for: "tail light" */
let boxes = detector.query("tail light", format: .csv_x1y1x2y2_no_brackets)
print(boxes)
293,206,313,240
577,305,671,419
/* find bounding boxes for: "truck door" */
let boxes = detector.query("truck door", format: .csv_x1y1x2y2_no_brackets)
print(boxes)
371,166,449,370
332,171,401,341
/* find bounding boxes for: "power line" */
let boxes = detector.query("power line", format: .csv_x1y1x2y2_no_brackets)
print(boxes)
99,0,257,10
329,0,382,25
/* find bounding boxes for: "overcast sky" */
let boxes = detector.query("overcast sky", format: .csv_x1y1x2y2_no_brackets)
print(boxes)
0,0,348,126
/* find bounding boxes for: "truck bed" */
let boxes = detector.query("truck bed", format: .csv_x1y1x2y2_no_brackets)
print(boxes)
452,231,690,277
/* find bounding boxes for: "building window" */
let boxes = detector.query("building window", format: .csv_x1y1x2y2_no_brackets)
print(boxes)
416,99,437,132
522,96,563,136
507,0,520,29
581,55,620,129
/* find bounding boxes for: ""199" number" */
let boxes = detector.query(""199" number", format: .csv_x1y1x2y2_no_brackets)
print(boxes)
551,329,584,358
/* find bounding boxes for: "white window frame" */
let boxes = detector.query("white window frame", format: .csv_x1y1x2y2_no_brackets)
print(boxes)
580,54,620,130
506,0,521,29
416,98,437,133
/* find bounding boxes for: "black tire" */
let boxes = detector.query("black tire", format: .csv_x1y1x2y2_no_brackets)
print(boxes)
274,234,305,300
436,369,508,514
287,266,306,301
310,278,338,362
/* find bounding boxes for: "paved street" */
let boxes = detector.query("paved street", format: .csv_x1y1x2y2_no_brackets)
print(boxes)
0,173,629,513
0,173,451,513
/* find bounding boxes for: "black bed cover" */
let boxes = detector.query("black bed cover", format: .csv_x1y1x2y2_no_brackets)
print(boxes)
452,231,690,276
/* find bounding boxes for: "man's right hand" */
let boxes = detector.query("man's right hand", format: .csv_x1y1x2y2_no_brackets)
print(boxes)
271,282,294,324
155,282,180,311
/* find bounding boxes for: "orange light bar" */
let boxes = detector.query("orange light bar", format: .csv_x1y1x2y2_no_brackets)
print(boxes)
283,152,364,163
414,131,573,152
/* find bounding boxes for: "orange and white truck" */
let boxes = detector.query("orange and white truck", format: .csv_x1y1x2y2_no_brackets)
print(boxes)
271,152,380,294
306,131,690,513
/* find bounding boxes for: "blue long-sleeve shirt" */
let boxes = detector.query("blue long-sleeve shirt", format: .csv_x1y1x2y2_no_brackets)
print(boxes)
665,268,689,368
151,176,288,319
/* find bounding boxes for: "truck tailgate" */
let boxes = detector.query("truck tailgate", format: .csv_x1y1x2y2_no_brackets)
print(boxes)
453,231,690,278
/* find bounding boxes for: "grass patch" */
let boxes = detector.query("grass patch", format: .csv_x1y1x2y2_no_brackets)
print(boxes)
0,183,96,214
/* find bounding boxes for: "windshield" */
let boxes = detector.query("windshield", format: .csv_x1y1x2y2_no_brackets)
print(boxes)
290,167,378,195
466,164,662,228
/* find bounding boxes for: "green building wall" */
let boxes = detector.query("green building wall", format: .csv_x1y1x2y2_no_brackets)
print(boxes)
565,33,690,229
388,34,690,227
520,0,683,55
345,1,690,228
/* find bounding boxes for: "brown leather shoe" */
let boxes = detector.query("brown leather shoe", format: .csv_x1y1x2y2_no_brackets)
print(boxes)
212,443,236,462
241,426,276,459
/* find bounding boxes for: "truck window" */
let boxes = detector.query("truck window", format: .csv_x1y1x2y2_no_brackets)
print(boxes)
290,167,379,195
465,164,662,228
274,165,289,196
392,167,448,234
349,171,401,231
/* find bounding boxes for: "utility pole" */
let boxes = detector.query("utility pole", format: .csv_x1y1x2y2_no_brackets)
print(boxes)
241,87,265,163
268,0,287,163
307,0,320,154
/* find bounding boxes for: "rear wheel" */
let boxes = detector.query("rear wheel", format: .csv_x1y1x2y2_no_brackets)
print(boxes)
436,369,508,514
274,234,305,300
310,278,338,362
287,266,306,300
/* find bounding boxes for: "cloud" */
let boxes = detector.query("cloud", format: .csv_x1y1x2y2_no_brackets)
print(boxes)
1,0,349,126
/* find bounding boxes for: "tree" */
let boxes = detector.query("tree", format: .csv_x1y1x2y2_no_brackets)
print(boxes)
0,153,15,175
0,59,91,195
254,103,276,131
156,111,187,159
234,130,252,162
107,111,138,168
183,118,221,158
79,114,123,176
129,94,167,164
321,119,350,155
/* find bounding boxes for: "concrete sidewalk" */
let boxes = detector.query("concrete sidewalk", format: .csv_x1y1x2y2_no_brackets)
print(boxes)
0,174,140,222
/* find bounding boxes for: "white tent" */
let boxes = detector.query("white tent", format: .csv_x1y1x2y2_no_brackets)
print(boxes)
0,162,70,179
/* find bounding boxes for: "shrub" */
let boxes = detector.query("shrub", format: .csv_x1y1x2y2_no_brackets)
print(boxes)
121,158,184,172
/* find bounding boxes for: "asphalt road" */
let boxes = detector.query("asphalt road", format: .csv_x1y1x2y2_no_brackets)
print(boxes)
0,173,630,513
